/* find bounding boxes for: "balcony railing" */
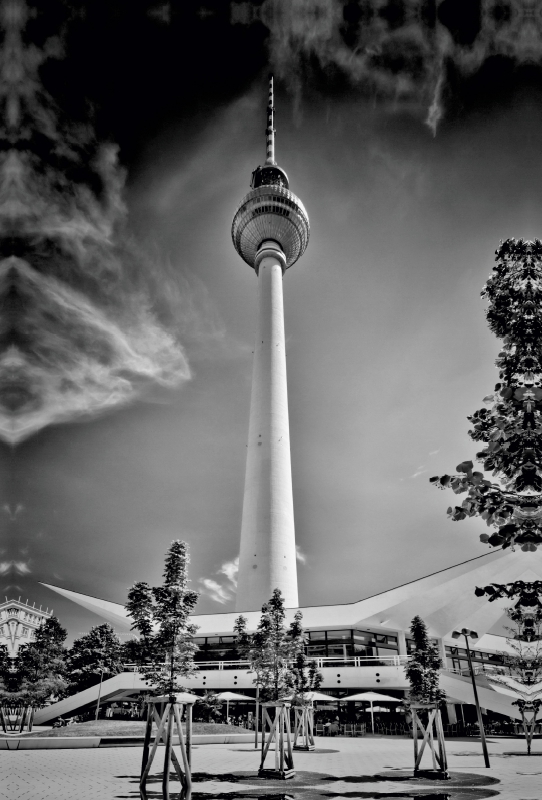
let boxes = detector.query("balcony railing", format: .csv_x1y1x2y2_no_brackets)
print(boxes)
442,664,507,677
123,654,410,673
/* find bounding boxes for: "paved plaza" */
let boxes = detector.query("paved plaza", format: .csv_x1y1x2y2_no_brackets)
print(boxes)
2,735,542,799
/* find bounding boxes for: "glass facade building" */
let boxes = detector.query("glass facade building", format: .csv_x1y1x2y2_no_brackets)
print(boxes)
445,644,505,671
193,628,399,663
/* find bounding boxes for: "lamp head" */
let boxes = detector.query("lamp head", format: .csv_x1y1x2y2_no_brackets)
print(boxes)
452,628,479,640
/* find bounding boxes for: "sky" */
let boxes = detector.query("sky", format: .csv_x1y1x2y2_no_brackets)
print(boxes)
3,1,542,643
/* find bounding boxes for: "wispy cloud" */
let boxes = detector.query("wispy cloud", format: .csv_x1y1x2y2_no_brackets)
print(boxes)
217,557,239,586
0,10,192,444
2,504,24,521
429,449,440,456
296,545,307,564
0,560,31,575
400,463,429,481
199,556,239,605
199,578,232,604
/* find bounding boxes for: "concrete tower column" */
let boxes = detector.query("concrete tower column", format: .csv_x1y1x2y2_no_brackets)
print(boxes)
236,242,298,611
231,76,309,612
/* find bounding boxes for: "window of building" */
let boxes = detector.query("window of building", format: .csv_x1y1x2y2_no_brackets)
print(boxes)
306,643,327,657
194,636,238,662
406,637,438,654
326,630,352,640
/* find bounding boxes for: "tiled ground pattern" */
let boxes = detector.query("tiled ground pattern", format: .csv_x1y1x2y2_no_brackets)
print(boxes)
2,736,542,799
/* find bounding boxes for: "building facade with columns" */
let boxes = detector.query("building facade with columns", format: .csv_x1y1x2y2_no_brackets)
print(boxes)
0,597,52,657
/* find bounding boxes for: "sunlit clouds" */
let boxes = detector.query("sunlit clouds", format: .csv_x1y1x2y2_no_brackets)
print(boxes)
0,1,191,443
0,559,31,575
199,557,239,604
234,0,542,132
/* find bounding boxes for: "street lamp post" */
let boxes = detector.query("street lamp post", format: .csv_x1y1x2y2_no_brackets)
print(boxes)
95,668,105,722
255,685,260,749
452,629,490,768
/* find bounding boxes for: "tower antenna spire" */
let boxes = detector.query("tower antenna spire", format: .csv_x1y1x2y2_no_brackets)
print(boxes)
265,75,276,165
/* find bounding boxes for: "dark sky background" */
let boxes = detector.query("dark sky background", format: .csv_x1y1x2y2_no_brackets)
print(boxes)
3,0,542,642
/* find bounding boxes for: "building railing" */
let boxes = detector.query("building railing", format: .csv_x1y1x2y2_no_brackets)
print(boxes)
122,654,410,673
442,664,507,677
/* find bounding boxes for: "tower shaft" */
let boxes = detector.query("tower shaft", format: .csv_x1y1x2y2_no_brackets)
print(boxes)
235,242,298,611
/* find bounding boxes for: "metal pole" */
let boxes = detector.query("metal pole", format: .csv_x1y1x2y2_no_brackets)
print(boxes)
255,685,260,748
186,702,192,769
95,669,104,722
464,635,490,768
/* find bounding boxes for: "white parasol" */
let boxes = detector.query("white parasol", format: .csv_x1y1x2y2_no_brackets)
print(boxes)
283,691,337,704
342,691,399,733
215,691,252,721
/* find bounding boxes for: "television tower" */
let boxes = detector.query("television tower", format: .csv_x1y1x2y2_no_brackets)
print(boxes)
231,77,310,611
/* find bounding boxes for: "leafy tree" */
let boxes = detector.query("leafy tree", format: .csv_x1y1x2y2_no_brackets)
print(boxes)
291,653,322,699
404,616,446,708
431,240,542,551
12,616,68,707
234,589,321,701
0,643,12,702
476,581,542,686
126,540,199,694
66,624,124,694
193,691,222,722
288,611,322,699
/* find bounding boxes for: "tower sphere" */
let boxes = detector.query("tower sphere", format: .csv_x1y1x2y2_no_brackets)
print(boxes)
231,183,309,270
231,76,309,271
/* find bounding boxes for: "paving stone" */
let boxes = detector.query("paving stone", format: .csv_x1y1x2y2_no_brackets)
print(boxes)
2,736,542,799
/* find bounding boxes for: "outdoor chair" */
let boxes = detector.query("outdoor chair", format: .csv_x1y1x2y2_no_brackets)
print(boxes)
315,724,324,736
354,723,366,736
343,724,354,737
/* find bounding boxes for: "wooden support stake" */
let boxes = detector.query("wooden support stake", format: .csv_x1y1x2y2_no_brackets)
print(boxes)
259,701,295,779
141,706,153,777
172,703,191,792
140,705,169,786
411,704,448,778
186,702,192,769
162,706,174,796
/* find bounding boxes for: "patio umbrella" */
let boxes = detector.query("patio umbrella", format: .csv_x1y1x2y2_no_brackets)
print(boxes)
342,691,399,733
283,691,336,704
303,691,337,703
215,691,252,721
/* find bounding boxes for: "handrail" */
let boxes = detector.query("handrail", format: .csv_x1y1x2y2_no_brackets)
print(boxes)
441,664,506,677
122,654,411,672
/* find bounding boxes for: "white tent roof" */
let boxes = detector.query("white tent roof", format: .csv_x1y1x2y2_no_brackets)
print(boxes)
302,691,339,702
342,691,399,702
42,547,542,642
282,691,338,703
150,692,196,704
215,691,252,701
